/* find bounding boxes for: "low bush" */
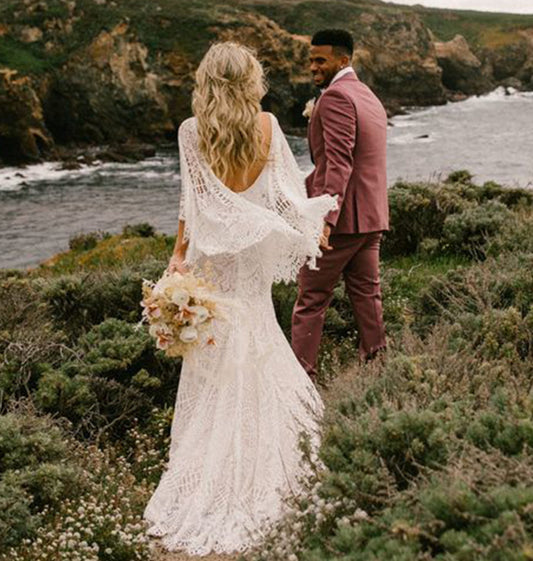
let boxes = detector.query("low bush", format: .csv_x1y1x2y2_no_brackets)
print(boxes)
0,406,153,561
441,200,511,258
69,231,111,252
383,175,532,258
122,223,156,238
34,319,181,438
39,262,166,338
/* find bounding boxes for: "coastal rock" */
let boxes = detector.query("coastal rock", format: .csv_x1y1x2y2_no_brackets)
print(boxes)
435,34,493,95
0,68,54,164
479,30,533,88
42,21,173,144
351,12,446,108
1,0,533,165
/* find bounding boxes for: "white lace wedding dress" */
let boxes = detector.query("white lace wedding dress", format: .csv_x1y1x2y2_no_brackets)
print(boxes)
143,113,337,556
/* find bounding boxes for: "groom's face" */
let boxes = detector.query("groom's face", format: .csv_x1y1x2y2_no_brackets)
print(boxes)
309,45,349,88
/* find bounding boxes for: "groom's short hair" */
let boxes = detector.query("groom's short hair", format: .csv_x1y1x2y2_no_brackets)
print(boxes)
311,29,354,57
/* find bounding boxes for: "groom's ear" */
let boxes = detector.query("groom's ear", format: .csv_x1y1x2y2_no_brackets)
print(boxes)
332,47,351,67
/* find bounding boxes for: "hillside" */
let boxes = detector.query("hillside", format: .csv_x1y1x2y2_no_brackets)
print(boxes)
1,174,532,560
1,0,533,165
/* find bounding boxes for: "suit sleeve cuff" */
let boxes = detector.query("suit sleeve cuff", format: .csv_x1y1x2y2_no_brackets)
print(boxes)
325,209,339,227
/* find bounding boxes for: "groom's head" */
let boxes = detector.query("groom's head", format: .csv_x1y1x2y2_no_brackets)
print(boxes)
309,29,353,88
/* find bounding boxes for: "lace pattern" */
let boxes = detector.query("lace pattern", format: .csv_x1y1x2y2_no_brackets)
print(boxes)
143,113,335,555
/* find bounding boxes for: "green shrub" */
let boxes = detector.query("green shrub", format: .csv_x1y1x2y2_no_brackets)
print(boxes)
0,408,87,552
415,253,533,333
384,181,470,256
0,483,38,549
441,200,511,258
0,411,69,471
40,262,166,337
68,231,110,251
445,169,474,185
35,319,181,437
0,407,152,560
122,222,156,238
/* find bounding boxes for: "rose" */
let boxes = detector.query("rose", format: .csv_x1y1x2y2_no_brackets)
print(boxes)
302,97,316,120
150,324,174,350
171,288,189,307
188,305,210,325
141,300,162,319
179,326,198,343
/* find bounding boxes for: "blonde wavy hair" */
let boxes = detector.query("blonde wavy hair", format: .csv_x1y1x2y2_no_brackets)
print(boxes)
192,41,269,184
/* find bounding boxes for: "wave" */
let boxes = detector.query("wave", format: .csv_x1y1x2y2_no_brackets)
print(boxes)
0,156,180,192
0,161,96,192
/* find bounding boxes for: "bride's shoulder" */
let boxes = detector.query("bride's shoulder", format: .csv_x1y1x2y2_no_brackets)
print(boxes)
260,111,280,135
178,116,197,135
260,111,279,122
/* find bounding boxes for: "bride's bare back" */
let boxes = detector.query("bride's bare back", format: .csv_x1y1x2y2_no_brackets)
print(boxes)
223,112,272,193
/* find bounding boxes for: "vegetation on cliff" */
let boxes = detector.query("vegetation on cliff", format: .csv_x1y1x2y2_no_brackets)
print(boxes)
0,174,532,560
1,0,533,164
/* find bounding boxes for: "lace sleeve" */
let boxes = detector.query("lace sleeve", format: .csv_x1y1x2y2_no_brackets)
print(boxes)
175,113,336,281
268,115,338,275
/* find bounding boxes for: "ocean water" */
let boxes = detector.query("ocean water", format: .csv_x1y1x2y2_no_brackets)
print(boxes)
1,87,532,270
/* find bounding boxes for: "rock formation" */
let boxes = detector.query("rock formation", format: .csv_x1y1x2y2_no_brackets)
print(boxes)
350,11,446,111
0,68,54,164
0,0,532,165
435,34,493,95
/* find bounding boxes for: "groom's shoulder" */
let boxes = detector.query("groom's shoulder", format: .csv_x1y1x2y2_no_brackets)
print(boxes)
320,82,355,111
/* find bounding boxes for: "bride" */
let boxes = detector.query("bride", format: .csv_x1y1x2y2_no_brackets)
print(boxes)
143,41,337,556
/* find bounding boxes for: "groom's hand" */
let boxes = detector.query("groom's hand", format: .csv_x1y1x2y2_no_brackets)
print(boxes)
319,223,333,251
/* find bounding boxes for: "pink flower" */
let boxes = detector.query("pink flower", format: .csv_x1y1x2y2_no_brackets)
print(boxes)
156,330,174,350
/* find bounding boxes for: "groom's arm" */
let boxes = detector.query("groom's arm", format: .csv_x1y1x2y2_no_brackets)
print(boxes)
317,89,357,227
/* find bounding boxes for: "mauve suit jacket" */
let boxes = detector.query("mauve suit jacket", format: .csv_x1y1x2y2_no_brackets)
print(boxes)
305,71,389,234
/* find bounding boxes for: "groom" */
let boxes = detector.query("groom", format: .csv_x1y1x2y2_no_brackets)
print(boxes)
291,29,389,383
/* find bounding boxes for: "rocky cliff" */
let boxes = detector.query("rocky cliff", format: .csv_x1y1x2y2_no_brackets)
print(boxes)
1,0,532,165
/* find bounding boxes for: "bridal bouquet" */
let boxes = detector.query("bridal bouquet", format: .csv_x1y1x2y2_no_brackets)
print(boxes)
139,270,220,357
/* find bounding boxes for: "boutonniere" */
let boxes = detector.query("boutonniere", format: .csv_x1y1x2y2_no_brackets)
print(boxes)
302,97,317,120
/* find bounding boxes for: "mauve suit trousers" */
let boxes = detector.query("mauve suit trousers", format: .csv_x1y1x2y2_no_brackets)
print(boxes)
292,233,385,375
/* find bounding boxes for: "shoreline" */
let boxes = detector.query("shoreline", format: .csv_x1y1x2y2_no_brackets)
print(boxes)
1,84,529,174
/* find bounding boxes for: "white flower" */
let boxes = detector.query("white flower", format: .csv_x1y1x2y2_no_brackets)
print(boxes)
353,508,369,520
171,288,189,307
189,305,209,325
152,324,174,350
179,326,198,343
302,97,316,119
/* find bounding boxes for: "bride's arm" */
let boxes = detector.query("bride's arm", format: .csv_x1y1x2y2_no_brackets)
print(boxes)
167,220,189,274
274,117,335,250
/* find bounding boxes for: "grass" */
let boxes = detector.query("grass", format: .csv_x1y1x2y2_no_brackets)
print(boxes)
1,176,532,559
0,37,52,74
2,0,532,76
413,6,533,49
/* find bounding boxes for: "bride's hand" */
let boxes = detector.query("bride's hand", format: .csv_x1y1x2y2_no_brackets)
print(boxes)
167,254,188,275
